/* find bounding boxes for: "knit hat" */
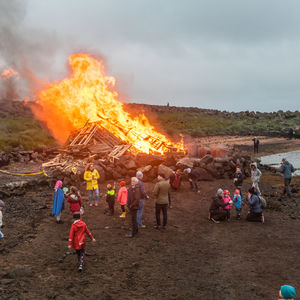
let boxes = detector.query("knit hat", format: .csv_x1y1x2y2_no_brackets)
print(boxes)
136,171,143,180
120,181,126,186
217,188,224,196
280,285,296,299
234,189,240,195
54,180,63,189
107,184,112,189
224,190,230,195
0,200,5,207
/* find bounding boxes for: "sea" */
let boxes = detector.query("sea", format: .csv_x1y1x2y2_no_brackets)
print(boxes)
260,150,300,176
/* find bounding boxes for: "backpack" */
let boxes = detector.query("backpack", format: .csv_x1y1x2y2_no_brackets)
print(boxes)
259,196,267,209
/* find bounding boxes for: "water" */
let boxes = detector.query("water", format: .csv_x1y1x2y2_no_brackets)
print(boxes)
260,150,300,176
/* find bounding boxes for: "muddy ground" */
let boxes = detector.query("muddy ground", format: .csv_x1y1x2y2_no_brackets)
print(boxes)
1,138,300,299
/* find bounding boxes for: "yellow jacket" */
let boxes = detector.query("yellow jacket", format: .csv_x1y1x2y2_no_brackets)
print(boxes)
84,169,100,190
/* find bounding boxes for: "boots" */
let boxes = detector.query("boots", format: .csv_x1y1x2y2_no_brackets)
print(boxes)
120,212,126,218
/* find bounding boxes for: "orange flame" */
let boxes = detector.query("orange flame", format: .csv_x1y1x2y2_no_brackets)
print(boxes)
1,68,20,80
31,53,184,154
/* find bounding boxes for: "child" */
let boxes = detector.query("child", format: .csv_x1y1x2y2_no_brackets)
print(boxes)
233,165,244,198
51,180,65,224
117,181,127,218
106,183,116,216
233,189,243,220
279,285,296,299
222,190,232,221
68,212,96,271
67,186,82,216
0,200,5,240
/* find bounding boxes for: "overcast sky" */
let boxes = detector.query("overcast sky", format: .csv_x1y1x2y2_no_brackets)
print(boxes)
2,0,300,112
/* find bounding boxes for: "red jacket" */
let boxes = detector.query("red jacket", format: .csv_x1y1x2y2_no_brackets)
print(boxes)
67,194,82,214
68,220,93,250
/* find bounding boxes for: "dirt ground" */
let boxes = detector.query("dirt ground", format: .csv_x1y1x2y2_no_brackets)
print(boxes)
1,138,300,299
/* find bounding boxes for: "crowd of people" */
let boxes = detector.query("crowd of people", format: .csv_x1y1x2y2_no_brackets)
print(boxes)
46,156,297,271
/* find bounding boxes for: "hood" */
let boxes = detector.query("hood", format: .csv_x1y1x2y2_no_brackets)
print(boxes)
250,162,257,169
73,220,85,229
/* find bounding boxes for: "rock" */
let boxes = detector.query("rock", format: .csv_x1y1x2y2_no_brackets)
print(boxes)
176,157,201,169
137,165,152,173
135,153,165,167
158,164,174,178
197,147,210,158
200,154,214,166
195,167,214,181
209,145,230,158
4,267,34,279
164,155,177,167
119,156,137,170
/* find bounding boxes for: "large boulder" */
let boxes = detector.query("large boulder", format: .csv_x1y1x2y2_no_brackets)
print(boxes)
200,154,214,166
197,147,210,158
158,164,174,178
118,156,137,170
176,157,202,169
209,145,230,158
135,153,165,167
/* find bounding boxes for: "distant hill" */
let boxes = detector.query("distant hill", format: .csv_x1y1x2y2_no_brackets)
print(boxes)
0,100,299,151
125,103,300,139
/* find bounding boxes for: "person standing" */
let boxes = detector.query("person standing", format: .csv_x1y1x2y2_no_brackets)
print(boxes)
0,200,5,240
153,174,170,229
126,177,141,238
252,137,259,153
136,171,148,228
84,163,100,207
279,158,295,198
51,180,65,224
67,186,82,216
68,212,96,272
117,181,128,218
186,167,201,193
233,165,244,198
250,162,262,195
246,187,264,223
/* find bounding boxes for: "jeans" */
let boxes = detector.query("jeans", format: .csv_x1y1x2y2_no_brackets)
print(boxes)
137,199,144,227
76,248,86,266
130,209,138,236
236,208,242,219
190,179,200,191
283,178,292,196
88,189,99,204
155,203,168,227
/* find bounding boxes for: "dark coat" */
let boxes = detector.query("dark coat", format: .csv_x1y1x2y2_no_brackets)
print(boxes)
189,169,201,181
233,171,244,187
248,194,262,213
209,195,227,213
280,161,295,179
127,185,141,210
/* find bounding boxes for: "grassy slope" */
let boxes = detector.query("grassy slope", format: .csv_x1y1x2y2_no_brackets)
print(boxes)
131,107,300,138
0,116,56,151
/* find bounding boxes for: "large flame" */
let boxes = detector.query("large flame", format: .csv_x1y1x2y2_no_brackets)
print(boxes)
31,54,183,154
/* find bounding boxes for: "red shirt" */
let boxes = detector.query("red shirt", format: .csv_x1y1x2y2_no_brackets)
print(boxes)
68,220,93,250
67,193,82,214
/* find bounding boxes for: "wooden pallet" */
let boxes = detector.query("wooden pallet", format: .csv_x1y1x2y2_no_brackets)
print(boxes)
108,144,132,162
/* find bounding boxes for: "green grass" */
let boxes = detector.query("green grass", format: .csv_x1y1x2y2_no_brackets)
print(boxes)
143,109,300,138
0,117,57,151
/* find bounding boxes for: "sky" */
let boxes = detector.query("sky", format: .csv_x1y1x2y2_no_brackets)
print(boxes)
1,0,300,112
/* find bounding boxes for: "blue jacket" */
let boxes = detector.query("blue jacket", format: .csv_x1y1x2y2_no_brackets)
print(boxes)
52,188,65,216
248,194,262,213
280,161,295,179
233,194,243,209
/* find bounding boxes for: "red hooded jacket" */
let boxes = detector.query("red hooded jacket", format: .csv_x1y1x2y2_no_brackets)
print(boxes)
68,220,93,250
67,193,82,214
